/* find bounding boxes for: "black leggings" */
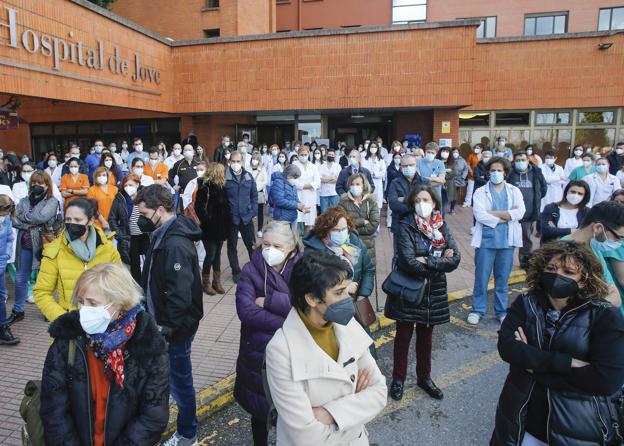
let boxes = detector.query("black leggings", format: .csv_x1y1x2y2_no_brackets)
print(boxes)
202,239,224,274
251,416,268,446
129,234,149,283
257,203,265,232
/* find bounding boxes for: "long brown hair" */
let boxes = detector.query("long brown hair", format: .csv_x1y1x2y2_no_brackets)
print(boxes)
204,162,225,187
526,240,609,300
30,170,53,199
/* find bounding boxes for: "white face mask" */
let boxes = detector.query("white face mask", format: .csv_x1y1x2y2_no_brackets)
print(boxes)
251,160,260,167
124,185,138,196
278,156,286,163
133,167,144,177
22,172,32,182
149,159,158,167
173,149,182,157
314,153,322,160
225,153,231,160
48,160,57,168
370,147,378,154
230,162,242,172
122,143,128,150
452,152,459,159
196,169,205,177
415,202,434,219
79,302,115,334
69,167,79,175
474,148,482,154
97,175,108,185
545,158,555,166
440,151,449,160
566,192,583,206
183,151,194,160
135,145,143,152
262,246,287,266
104,160,113,168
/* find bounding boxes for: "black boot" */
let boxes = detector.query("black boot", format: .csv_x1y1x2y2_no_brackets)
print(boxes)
7,310,24,326
389,380,404,401
0,325,20,345
417,378,444,400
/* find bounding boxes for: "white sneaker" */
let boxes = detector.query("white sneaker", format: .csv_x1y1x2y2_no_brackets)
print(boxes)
257,231,263,238
462,203,470,208
467,313,481,325
162,432,198,446
26,296,35,304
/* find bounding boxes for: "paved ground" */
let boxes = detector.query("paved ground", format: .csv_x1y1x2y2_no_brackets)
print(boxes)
0,205,521,445
195,282,529,445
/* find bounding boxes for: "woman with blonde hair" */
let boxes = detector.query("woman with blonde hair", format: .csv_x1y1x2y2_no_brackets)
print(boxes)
195,162,232,294
40,263,170,445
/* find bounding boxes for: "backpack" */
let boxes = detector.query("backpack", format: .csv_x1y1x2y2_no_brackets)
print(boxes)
20,339,76,446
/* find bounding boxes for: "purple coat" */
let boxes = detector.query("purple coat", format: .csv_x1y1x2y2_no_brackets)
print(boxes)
233,249,300,420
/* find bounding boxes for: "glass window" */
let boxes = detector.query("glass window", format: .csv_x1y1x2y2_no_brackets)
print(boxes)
535,112,570,125
575,128,616,147
475,16,496,38
459,129,491,150
298,122,321,144
31,124,53,136
495,112,530,126
459,112,490,127
54,124,77,135
78,123,101,135
392,0,427,23
599,7,624,31
492,129,530,151
532,128,572,154
578,111,615,125
525,13,567,35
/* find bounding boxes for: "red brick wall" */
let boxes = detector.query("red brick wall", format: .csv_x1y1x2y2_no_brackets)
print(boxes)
394,111,433,145
428,0,624,37
181,114,256,158
470,33,624,110
432,109,459,148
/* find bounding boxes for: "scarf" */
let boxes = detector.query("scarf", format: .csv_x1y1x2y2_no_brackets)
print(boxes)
414,211,446,248
67,225,98,262
86,305,142,388
323,237,360,269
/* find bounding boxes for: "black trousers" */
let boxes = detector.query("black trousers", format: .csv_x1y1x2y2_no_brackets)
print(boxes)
129,234,150,283
251,416,268,446
227,221,255,276
202,238,224,274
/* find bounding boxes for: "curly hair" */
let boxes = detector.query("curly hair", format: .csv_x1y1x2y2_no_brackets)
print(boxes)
526,240,609,300
312,206,354,240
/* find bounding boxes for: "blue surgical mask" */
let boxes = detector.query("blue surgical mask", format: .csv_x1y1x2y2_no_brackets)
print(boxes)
425,153,435,162
402,166,416,178
329,228,349,245
596,165,608,174
349,185,363,197
299,154,308,163
393,158,401,166
490,171,504,184
514,161,528,172
323,297,355,326
591,227,622,252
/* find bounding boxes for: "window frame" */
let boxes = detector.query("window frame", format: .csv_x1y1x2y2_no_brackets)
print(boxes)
460,16,497,38
534,111,571,126
524,12,568,36
598,7,624,31
392,0,427,24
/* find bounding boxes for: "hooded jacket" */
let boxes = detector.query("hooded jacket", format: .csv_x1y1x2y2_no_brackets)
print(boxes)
141,215,203,343
338,193,380,262
234,249,301,421
269,172,299,223
507,164,547,222
34,226,121,322
40,310,170,446
225,167,258,225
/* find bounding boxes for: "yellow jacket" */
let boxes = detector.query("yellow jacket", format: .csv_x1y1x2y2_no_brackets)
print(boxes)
34,227,121,322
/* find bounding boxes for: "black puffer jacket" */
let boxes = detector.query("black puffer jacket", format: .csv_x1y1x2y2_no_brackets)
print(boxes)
40,310,170,446
491,292,624,446
141,215,204,343
384,213,460,325
195,179,232,242
108,192,130,264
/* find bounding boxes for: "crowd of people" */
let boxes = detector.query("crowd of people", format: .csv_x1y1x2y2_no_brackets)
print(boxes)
0,133,623,446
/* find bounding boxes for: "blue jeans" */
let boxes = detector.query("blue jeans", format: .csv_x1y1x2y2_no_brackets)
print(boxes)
169,337,197,438
0,261,7,325
320,195,340,214
471,247,514,318
14,248,33,313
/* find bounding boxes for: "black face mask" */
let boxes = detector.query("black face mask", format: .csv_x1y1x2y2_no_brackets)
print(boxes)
30,185,45,197
541,272,579,299
137,210,160,233
327,156,335,162
66,223,87,241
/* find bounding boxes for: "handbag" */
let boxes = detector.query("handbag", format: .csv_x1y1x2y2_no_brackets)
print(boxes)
183,183,201,225
382,267,428,306
354,297,376,326
39,202,64,247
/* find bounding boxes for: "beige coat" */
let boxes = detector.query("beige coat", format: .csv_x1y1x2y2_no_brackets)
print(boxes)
265,308,387,446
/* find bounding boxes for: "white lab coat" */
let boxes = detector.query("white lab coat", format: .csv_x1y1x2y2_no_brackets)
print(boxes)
471,182,526,249
250,166,268,204
293,161,320,226
539,164,564,211
563,157,583,178
12,181,63,204
362,157,386,209
44,166,63,187
584,173,620,207
265,309,387,446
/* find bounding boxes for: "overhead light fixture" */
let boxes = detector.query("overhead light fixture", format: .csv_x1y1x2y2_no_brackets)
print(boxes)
598,42,613,50
351,114,365,119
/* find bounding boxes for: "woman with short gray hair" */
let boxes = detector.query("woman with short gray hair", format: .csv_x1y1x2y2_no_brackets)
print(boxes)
269,163,308,228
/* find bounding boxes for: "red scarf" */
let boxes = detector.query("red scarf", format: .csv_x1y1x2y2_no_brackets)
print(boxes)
414,211,446,248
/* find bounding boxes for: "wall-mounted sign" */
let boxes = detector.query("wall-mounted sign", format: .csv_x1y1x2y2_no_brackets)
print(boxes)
441,121,451,134
0,110,18,130
439,138,452,148
0,6,161,85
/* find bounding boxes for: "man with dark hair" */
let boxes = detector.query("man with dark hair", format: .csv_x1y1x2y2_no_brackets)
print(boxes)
608,141,624,175
567,200,624,308
507,151,547,269
168,144,199,193
136,184,203,446
213,135,232,164
84,139,105,182
127,137,148,166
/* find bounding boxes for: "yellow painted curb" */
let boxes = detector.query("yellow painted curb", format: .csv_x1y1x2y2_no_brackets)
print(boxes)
162,269,528,440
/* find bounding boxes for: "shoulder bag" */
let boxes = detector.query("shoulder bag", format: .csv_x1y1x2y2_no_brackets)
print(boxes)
382,267,428,306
